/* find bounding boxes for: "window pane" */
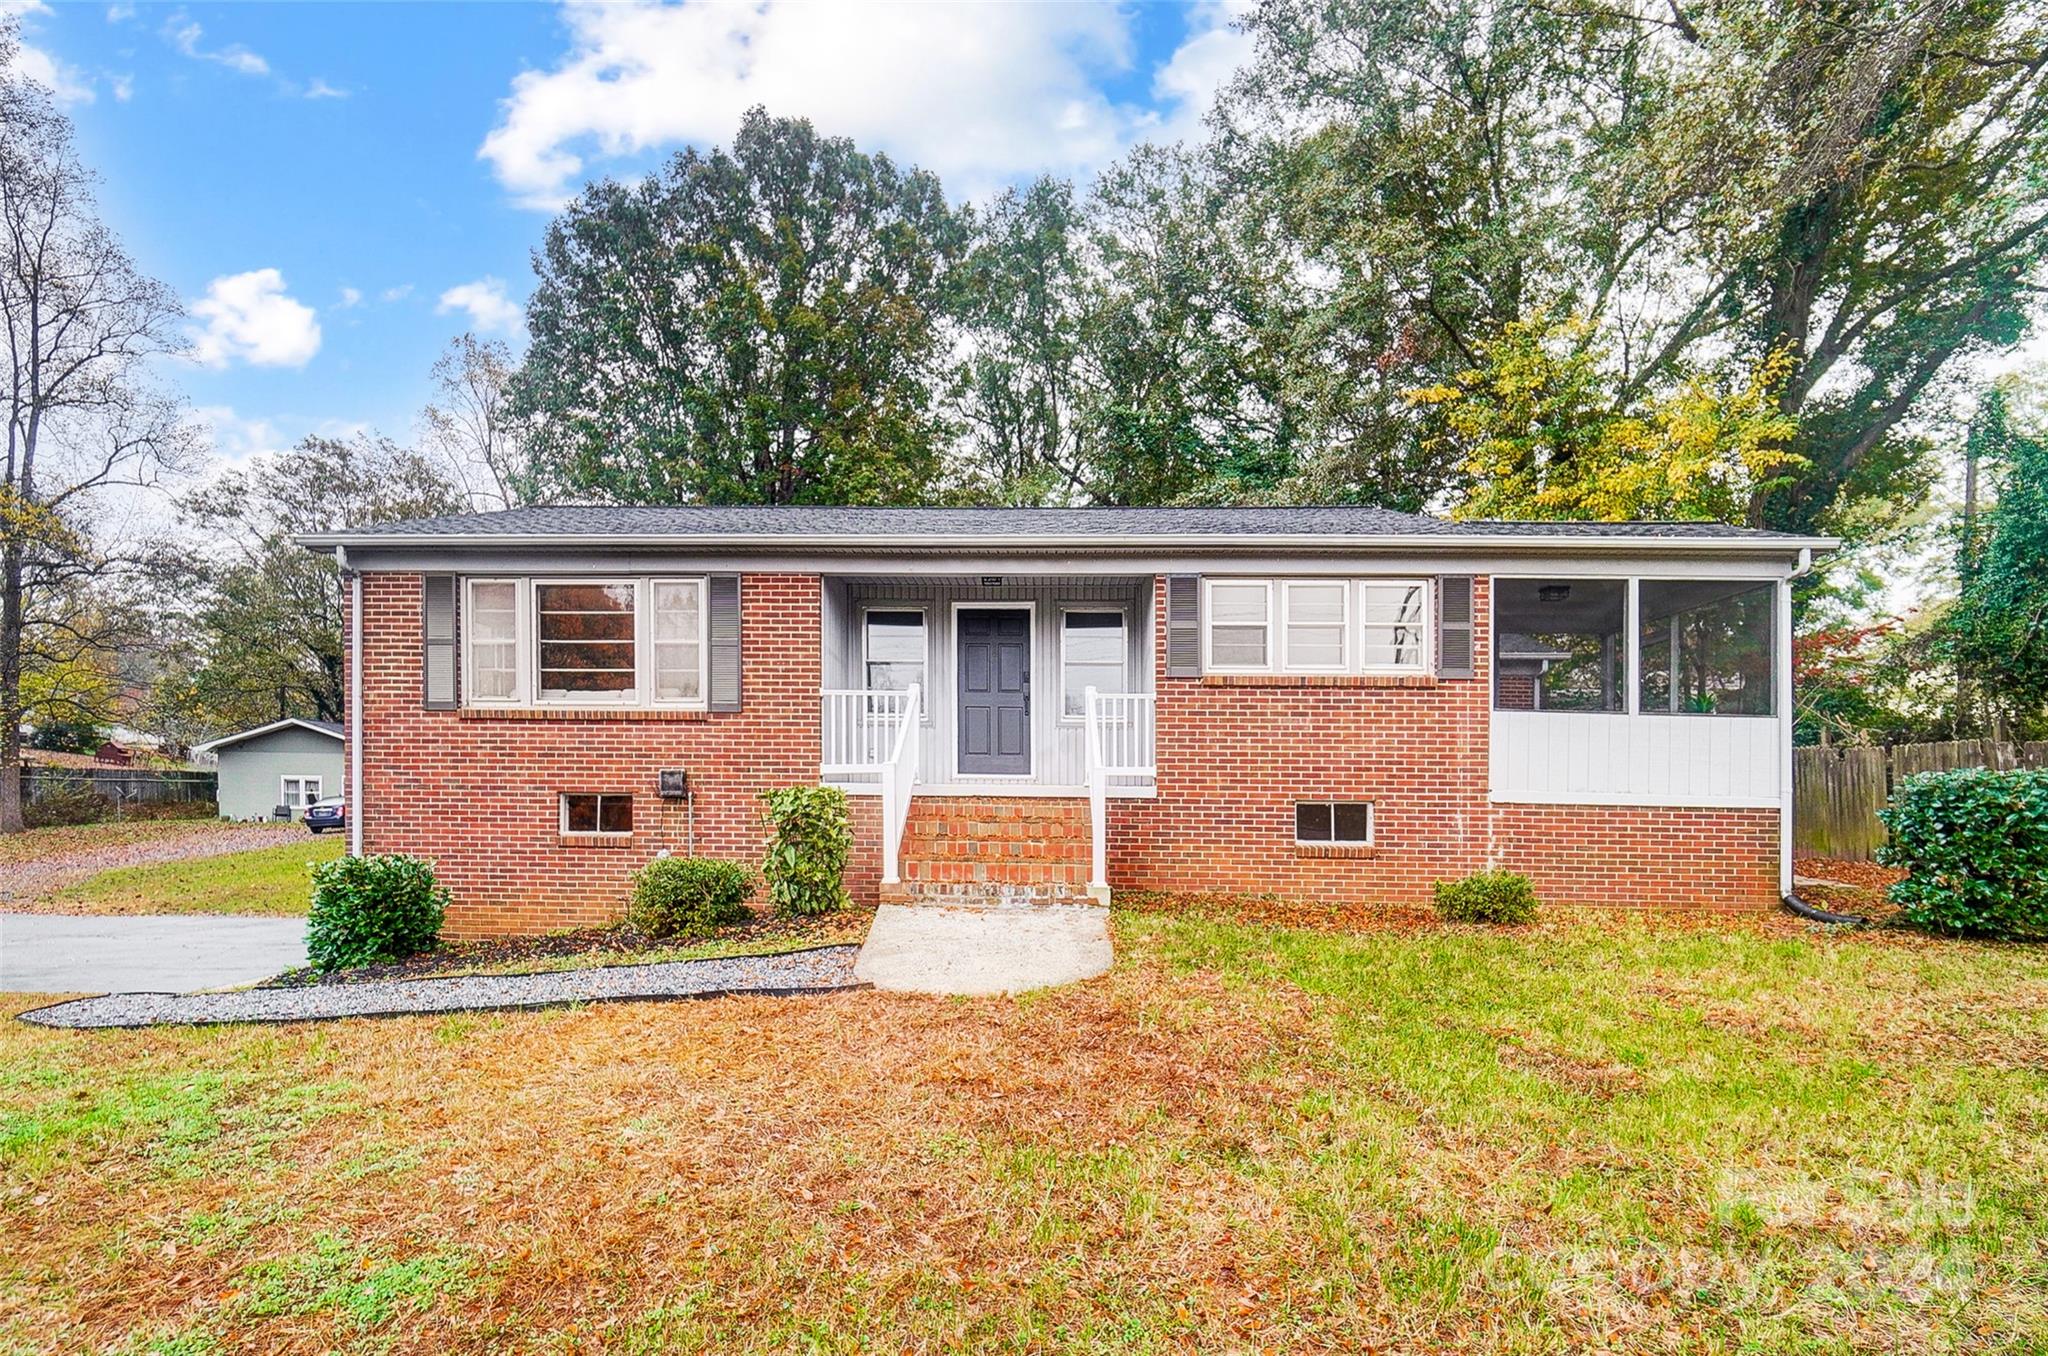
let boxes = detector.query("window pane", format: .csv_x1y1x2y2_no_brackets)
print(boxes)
537,582,636,696
470,581,519,699
1295,802,1332,842
1063,612,1126,715
1493,578,1626,712
564,794,598,833
1209,583,1269,668
1639,580,1774,715
865,611,926,692
1285,583,1347,668
1333,802,1371,843
652,581,702,702
1210,583,1268,626
598,795,632,834
1360,582,1428,671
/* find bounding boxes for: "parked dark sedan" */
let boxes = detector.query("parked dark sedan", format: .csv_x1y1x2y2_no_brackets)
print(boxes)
303,796,347,834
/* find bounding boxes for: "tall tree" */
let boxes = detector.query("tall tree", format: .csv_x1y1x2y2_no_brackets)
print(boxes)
1217,0,2048,531
951,177,1088,503
513,108,969,506
1,23,193,833
421,333,529,511
161,435,462,734
1942,388,2048,737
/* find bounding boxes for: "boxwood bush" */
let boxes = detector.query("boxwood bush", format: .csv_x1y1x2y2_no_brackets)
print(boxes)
627,856,756,939
1433,869,1539,924
761,785,851,916
1879,767,2048,940
306,853,448,971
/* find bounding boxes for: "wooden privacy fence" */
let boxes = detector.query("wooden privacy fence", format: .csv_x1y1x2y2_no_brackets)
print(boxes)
1795,740,2048,860
21,767,217,812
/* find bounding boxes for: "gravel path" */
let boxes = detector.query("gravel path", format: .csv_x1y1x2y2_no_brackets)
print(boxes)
3,823,309,908
17,944,866,1028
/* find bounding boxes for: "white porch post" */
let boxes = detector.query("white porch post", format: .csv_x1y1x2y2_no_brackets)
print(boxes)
1777,574,1795,898
1086,686,1107,892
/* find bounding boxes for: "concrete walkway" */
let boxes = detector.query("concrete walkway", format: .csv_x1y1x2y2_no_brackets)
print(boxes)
1,913,308,994
854,903,1113,996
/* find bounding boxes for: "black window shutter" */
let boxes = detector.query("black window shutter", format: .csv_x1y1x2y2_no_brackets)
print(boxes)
1165,574,1201,677
708,574,742,711
1436,575,1475,678
422,575,458,709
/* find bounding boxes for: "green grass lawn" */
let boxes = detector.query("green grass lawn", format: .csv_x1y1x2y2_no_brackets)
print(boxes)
4,907,2044,1353
40,833,341,916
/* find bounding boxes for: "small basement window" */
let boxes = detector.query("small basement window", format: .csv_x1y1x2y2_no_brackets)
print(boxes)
1295,800,1373,845
561,793,632,836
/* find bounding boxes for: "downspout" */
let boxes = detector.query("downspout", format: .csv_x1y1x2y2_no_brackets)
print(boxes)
1777,548,1867,925
342,547,363,859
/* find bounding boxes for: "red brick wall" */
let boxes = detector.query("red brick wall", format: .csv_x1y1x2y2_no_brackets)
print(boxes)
350,571,831,938
1108,575,1781,910
347,568,1782,934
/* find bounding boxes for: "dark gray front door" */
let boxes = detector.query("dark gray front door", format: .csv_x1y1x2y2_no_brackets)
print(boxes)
958,608,1031,776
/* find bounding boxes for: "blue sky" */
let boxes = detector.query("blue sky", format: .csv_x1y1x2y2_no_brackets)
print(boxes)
10,0,1250,471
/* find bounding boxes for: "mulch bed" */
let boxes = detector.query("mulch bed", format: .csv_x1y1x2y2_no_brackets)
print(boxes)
264,907,876,988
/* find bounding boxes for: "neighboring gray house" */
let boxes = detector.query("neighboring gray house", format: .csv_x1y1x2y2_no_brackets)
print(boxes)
193,718,345,821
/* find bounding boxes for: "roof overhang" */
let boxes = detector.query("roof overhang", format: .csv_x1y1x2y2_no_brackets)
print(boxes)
299,530,1840,556
192,717,345,755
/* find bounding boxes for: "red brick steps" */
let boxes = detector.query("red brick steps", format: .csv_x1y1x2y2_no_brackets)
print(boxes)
881,796,1103,907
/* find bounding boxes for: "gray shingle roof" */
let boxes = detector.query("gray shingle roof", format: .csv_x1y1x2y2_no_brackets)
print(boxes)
307,504,1820,543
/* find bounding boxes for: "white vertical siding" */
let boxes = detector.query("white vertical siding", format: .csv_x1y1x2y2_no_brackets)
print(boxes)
1488,711,1784,806
831,575,1151,787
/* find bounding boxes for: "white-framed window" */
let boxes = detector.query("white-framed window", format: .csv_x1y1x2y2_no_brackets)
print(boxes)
862,608,928,697
280,775,323,810
1060,608,1128,718
1203,577,1431,676
1282,580,1350,671
560,792,632,836
1359,580,1430,673
461,577,709,711
465,578,522,704
535,579,639,704
1205,579,1272,670
1295,800,1372,845
650,579,706,705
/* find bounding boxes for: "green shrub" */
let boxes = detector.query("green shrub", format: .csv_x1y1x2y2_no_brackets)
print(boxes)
306,854,448,972
760,785,851,917
1433,869,1539,924
1879,767,2048,940
627,856,756,939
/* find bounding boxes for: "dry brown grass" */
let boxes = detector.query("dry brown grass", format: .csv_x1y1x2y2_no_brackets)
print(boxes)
3,909,2045,1354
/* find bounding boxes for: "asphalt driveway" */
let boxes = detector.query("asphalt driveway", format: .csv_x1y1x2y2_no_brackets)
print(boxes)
1,913,307,994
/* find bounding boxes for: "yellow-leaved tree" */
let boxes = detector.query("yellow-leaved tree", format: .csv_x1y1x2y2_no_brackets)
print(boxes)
1406,316,1803,524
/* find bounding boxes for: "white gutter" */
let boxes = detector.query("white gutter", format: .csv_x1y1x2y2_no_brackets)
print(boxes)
1778,545,1818,897
342,546,363,859
299,530,1841,555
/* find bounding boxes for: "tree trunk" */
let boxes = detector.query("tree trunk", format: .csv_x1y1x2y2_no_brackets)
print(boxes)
0,538,26,834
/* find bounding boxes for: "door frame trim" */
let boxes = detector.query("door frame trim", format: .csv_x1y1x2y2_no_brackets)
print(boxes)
949,599,1037,779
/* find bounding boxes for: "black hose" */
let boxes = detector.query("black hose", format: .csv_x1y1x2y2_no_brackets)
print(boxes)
1782,890,1869,927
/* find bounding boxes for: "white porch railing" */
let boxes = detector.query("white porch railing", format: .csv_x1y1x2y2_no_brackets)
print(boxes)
1084,689,1156,894
821,688,917,776
822,686,922,884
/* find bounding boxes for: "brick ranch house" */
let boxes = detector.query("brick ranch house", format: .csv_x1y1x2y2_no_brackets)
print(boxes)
301,506,1833,938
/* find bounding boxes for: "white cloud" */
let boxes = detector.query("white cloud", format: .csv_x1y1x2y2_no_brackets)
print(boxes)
336,286,363,309
106,3,135,23
1145,0,1256,146
109,71,132,101
188,269,322,368
162,12,270,77
3,2,96,105
478,0,1157,209
380,283,414,303
188,404,290,464
436,277,523,336
304,77,347,100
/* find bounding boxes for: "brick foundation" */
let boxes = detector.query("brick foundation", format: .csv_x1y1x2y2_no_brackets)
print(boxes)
348,569,1783,937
